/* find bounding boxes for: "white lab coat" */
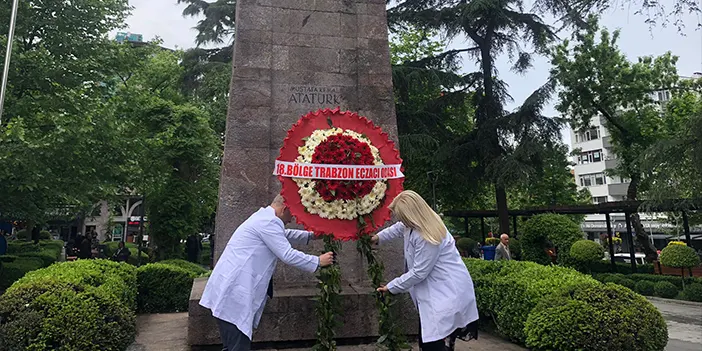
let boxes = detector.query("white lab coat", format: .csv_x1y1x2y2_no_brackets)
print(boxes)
200,207,319,339
379,222,479,343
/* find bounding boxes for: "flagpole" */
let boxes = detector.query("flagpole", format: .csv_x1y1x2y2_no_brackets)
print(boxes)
0,0,20,125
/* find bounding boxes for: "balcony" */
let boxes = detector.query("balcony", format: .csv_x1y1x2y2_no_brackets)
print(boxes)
604,157,619,170
607,183,629,196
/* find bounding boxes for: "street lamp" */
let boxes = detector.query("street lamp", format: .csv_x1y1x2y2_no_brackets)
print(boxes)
0,0,20,125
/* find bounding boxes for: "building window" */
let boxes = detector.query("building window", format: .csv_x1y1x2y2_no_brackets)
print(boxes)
657,90,671,102
575,127,600,143
593,196,608,204
579,172,607,187
578,149,603,164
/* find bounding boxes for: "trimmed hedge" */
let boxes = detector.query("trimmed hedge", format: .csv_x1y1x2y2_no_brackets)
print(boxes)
160,259,208,276
464,259,599,343
618,278,636,290
0,260,137,351
136,263,197,313
524,283,668,351
521,214,584,265
654,281,679,299
570,240,604,265
0,240,63,290
659,243,700,269
593,273,701,291
465,259,668,350
588,260,655,274
635,280,656,296
200,242,211,265
682,283,702,302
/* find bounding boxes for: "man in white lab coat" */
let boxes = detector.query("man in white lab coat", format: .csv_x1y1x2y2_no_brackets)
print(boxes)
200,194,334,351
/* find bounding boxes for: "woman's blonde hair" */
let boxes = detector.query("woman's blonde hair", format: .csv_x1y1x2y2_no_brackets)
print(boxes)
388,190,447,245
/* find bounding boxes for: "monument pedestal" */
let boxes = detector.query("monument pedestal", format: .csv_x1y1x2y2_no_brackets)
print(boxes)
188,277,418,347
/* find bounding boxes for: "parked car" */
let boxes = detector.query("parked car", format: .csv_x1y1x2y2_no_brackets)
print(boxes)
612,252,646,265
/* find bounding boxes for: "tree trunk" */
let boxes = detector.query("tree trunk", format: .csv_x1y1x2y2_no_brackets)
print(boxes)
496,185,510,235
627,175,658,262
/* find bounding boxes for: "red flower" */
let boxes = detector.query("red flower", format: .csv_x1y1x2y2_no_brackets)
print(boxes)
311,133,376,201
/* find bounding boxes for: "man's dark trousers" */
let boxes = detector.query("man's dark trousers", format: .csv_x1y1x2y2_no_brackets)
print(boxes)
217,318,251,351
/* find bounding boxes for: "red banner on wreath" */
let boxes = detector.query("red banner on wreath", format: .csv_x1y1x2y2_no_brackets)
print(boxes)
276,108,404,240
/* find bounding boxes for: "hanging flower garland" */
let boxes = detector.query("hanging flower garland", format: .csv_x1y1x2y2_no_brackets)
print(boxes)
275,108,407,350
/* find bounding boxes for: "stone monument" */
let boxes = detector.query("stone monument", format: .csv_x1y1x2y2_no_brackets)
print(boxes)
188,0,417,346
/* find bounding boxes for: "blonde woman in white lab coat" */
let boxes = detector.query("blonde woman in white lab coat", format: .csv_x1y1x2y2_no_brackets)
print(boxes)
373,190,479,351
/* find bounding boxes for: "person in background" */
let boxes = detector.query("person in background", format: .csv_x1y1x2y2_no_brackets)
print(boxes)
495,233,511,261
79,235,92,259
200,194,334,351
185,234,201,263
372,190,479,351
112,241,131,262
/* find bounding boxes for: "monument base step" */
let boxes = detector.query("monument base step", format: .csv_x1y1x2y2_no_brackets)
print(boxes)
188,277,419,346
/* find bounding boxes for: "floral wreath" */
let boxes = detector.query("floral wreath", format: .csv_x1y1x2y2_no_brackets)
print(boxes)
275,108,404,240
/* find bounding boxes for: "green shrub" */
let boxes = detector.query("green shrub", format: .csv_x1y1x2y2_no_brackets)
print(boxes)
521,214,584,265
509,237,522,260
588,260,654,274
659,244,701,270
618,278,636,290
635,280,656,296
136,263,197,313
570,240,604,265
14,260,137,309
485,263,598,342
0,279,135,351
39,230,51,240
525,283,668,351
7,240,40,254
14,230,28,240
160,259,208,276
654,281,679,299
629,273,690,289
457,238,477,256
0,257,44,290
682,283,702,302
594,273,624,284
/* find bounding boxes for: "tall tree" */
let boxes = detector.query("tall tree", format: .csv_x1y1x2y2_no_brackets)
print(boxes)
550,16,679,260
390,0,562,234
107,45,221,259
0,0,132,227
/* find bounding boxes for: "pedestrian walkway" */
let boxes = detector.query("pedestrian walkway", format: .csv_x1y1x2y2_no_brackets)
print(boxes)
648,297,702,351
127,313,525,351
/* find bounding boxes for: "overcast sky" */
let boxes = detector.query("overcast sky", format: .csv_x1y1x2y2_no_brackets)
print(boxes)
122,1,702,147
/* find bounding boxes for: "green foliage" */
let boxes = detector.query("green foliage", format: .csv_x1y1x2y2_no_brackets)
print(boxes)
588,260,654,274
659,244,701,269
524,283,668,351
457,238,477,257
160,259,208,276
570,240,605,265
104,241,149,266
654,281,679,299
200,242,212,265
0,257,44,290
0,241,64,289
618,278,636,290
14,230,28,240
521,214,584,265
593,272,700,291
551,16,679,260
39,230,51,240
636,280,656,296
356,236,409,351
464,259,599,343
682,283,702,302
0,0,133,224
136,263,197,313
314,235,343,351
0,260,137,351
